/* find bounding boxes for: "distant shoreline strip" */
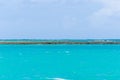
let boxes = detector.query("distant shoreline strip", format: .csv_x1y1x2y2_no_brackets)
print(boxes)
0,41,120,44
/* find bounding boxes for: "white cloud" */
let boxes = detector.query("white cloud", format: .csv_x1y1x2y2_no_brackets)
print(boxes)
89,0,120,26
92,0,120,16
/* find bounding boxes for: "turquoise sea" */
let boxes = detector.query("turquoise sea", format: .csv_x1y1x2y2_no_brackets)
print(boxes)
0,43,120,80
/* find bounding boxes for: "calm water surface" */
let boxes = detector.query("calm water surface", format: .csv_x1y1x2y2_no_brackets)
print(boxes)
0,44,120,80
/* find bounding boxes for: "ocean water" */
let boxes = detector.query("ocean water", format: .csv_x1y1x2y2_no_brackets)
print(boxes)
0,44,120,80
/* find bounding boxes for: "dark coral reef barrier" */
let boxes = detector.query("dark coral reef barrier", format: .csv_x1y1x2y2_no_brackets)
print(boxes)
0,41,120,44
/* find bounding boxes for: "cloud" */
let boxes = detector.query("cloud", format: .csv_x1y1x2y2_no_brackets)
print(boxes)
89,0,120,25
92,0,120,16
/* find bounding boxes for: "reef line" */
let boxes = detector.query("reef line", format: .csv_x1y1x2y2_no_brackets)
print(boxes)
0,41,119,44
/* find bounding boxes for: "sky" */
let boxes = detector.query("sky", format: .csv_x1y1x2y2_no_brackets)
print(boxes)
0,0,120,39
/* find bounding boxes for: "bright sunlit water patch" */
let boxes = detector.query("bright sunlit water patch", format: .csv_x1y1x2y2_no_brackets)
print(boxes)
45,77,68,80
0,44,120,80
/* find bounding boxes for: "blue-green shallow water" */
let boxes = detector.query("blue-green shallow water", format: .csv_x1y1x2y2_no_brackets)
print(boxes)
0,44,120,80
